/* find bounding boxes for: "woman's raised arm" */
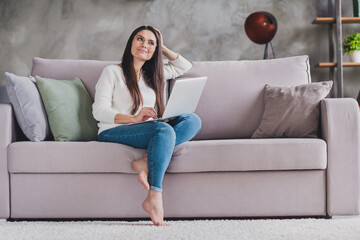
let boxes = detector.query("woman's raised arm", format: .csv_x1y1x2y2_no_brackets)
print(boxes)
154,28,192,80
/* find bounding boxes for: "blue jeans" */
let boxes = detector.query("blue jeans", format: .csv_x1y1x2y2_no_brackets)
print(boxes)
98,113,202,192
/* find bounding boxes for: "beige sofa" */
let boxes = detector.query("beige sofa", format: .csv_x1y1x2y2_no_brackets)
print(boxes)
1,55,359,220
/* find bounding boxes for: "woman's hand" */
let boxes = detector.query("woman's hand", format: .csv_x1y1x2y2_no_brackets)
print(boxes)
154,27,164,48
154,27,179,61
133,107,158,123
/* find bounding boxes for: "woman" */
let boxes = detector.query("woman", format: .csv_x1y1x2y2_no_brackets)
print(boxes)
92,26,201,226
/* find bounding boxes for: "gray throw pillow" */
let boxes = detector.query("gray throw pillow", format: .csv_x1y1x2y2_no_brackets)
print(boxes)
251,81,333,138
5,72,50,141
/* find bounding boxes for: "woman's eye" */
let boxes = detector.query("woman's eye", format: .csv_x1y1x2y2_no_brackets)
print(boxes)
149,42,154,45
137,37,143,41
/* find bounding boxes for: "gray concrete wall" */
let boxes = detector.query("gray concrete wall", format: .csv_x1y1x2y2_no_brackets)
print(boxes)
1,0,359,97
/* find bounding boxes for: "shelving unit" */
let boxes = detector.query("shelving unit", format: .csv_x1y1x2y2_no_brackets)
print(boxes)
316,62,360,67
312,0,360,97
313,17,360,24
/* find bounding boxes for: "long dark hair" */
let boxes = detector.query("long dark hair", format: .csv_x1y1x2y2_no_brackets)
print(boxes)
121,26,165,117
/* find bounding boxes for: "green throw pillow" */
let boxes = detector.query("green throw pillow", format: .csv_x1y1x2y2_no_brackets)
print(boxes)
35,76,98,141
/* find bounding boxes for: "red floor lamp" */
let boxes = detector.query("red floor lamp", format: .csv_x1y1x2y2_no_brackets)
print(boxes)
244,12,277,59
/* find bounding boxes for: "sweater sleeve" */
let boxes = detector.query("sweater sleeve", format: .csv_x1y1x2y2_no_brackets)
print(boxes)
163,54,192,80
92,66,119,124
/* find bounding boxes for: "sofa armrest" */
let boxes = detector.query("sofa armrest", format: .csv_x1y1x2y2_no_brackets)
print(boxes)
0,103,14,219
321,98,360,216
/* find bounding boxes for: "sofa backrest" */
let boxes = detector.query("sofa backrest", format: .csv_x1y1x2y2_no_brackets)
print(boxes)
178,55,311,140
31,58,119,101
31,55,311,140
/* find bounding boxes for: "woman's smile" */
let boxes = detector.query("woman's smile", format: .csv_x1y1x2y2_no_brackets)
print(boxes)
138,48,147,53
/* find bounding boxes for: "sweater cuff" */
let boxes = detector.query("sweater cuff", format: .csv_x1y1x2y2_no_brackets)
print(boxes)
169,54,184,65
169,54,192,72
104,109,119,124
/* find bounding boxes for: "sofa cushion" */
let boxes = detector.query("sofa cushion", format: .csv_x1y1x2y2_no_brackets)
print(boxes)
169,139,327,172
8,141,146,174
35,76,98,141
8,139,327,173
177,55,311,140
5,72,50,141
251,81,333,138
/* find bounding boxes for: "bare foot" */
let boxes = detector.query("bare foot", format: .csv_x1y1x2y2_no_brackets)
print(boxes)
142,190,168,226
132,155,150,190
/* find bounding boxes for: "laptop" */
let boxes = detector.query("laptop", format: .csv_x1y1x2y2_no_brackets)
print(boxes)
133,76,207,124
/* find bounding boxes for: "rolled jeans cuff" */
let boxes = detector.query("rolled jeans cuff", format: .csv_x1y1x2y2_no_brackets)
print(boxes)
150,186,163,192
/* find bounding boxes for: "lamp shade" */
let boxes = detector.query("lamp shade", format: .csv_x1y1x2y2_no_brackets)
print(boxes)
244,12,277,44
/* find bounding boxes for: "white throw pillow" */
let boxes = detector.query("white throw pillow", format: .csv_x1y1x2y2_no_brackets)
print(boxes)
5,72,50,141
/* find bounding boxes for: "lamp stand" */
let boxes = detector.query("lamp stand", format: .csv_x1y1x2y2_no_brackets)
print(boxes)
263,41,276,59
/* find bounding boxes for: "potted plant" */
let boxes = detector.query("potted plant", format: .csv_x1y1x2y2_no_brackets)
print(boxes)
343,32,360,62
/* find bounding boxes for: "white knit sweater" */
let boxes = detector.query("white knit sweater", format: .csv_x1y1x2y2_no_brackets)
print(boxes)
92,55,192,134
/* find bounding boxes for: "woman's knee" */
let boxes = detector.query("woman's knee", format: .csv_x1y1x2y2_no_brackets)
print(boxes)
154,122,176,141
182,113,202,130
